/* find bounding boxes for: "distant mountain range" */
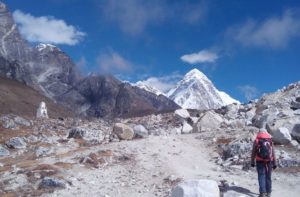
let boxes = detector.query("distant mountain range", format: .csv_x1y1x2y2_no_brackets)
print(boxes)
135,69,239,110
0,1,179,118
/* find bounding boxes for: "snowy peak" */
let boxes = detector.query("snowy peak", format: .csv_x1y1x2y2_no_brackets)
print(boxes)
184,68,209,81
133,81,165,96
167,68,239,110
36,43,60,52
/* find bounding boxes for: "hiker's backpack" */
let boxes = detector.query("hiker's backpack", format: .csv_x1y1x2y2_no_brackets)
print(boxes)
256,138,273,161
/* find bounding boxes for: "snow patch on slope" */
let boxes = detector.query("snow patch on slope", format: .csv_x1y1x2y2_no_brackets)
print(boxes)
36,43,60,52
132,81,165,96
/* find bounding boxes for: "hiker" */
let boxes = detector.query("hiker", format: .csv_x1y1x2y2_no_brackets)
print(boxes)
251,128,277,197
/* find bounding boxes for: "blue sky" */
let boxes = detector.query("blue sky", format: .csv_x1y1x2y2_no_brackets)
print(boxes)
6,0,300,102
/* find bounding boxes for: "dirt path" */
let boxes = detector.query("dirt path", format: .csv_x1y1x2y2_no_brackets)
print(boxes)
46,134,300,197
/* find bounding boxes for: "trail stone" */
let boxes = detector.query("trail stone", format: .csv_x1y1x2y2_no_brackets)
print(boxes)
5,137,27,149
2,119,17,129
0,145,10,156
38,177,66,189
14,116,31,126
171,179,220,197
272,127,292,145
113,123,134,140
35,147,53,157
68,127,86,139
133,125,148,138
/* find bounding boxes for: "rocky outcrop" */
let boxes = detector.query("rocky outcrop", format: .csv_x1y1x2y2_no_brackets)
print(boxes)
59,75,179,118
171,179,220,197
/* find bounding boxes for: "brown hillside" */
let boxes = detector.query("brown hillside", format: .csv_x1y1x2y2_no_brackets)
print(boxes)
0,77,73,118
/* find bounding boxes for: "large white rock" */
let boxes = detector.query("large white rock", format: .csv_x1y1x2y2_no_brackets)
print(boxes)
223,190,247,197
195,111,223,132
175,109,190,119
113,123,134,140
182,121,193,134
272,127,292,145
133,125,149,138
171,179,220,197
36,102,48,118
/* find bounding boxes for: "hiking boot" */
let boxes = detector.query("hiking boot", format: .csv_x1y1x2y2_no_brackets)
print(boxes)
259,193,267,197
266,193,271,197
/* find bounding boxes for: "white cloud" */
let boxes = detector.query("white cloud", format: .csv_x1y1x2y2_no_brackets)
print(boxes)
238,85,259,101
180,50,218,64
101,0,165,35
101,0,207,35
13,10,85,45
228,9,300,49
137,73,182,93
96,50,133,74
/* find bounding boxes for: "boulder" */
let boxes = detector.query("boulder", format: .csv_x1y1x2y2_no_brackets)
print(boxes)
113,123,134,140
5,137,27,149
2,119,17,129
35,147,54,157
171,179,220,197
195,111,223,132
290,140,299,147
272,127,292,145
225,104,240,119
14,116,31,127
0,145,10,156
68,127,86,139
223,138,253,160
175,109,190,119
36,101,48,119
182,121,193,134
252,108,279,128
38,177,66,189
291,100,300,110
292,124,300,141
133,125,148,138
228,119,246,129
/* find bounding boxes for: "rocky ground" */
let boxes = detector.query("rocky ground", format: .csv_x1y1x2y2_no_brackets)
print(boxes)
0,82,300,197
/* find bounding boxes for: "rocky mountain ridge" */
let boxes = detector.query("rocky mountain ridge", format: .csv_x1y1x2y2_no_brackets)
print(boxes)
0,1,179,118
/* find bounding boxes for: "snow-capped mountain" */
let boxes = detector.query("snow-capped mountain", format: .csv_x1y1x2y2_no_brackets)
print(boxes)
36,43,60,52
167,68,239,110
132,81,165,96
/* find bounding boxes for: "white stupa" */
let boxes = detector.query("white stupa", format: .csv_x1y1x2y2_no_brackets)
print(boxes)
36,102,48,118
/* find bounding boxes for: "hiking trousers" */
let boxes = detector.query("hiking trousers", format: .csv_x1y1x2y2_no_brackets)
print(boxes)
256,161,272,193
